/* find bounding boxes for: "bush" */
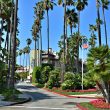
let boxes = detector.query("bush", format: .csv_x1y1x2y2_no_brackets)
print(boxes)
64,72,74,81
61,72,82,90
34,83,44,88
32,66,41,83
61,80,74,90
42,63,54,70
73,74,81,89
41,66,51,83
2,89,20,100
83,73,96,89
46,69,60,89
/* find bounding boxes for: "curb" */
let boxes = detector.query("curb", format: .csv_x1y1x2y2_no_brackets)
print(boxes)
8,97,31,106
76,104,88,110
42,88,103,99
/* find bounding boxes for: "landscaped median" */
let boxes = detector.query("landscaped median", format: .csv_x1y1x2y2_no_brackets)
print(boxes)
0,88,31,106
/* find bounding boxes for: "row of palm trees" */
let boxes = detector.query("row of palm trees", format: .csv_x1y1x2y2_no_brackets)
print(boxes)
31,0,109,81
18,38,32,72
0,0,18,89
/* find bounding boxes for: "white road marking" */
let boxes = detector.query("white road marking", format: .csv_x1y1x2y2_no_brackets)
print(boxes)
9,106,68,110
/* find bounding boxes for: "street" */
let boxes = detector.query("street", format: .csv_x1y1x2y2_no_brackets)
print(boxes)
0,82,93,110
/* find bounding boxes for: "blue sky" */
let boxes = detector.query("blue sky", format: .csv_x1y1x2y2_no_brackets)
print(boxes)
17,0,110,65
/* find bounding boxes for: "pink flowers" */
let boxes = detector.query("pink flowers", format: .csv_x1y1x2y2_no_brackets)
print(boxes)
90,99,110,109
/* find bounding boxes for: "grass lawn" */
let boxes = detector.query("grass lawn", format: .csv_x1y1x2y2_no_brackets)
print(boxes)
47,88,98,95
80,102,110,110
3,97,27,102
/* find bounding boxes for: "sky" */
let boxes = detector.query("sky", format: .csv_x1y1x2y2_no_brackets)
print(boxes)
17,0,110,65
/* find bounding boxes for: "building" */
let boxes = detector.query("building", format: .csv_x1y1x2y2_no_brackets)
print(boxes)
29,48,60,73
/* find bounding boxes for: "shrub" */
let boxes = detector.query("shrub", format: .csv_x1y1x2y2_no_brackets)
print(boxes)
41,66,51,83
64,72,74,81
32,66,41,83
83,75,96,89
42,63,54,70
2,89,20,100
61,80,74,90
62,72,82,90
46,69,60,89
73,74,81,89
34,83,44,88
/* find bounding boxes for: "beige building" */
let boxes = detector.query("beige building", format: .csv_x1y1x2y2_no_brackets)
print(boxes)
29,48,60,73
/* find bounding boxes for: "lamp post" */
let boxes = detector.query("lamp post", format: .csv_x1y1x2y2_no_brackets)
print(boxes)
81,37,84,90
81,36,88,90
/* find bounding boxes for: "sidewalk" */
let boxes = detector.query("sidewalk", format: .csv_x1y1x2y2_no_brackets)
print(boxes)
69,93,103,99
0,93,31,107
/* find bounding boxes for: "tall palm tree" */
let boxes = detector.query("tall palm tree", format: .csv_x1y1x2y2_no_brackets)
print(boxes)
66,8,78,35
34,1,44,66
26,38,32,72
32,21,39,66
75,0,88,73
89,24,97,48
96,0,101,46
25,46,30,72
43,0,55,58
23,47,27,71
100,0,110,45
11,0,18,89
19,49,23,66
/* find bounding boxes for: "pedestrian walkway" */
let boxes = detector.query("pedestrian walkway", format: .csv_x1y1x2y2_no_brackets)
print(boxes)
70,93,103,98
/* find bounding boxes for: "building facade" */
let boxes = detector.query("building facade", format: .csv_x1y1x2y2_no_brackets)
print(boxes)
29,48,60,73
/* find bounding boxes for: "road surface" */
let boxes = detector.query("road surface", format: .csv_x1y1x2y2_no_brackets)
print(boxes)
0,82,94,110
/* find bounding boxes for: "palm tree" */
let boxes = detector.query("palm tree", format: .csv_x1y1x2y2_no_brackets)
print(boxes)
66,8,78,36
26,38,32,72
32,21,39,66
25,46,30,72
23,47,27,71
100,0,110,45
89,24,97,48
19,49,23,66
96,0,101,46
87,46,110,103
34,1,44,66
43,0,55,58
75,0,88,73
11,0,18,89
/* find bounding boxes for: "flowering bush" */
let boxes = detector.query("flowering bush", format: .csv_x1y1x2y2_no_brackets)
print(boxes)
90,99,110,109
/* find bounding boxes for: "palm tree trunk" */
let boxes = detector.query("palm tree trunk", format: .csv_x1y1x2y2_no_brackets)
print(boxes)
70,25,72,36
34,40,37,66
76,11,80,73
96,0,101,46
7,0,14,88
0,19,3,47
38,38,40,66
40,28,42,66
61,0,66,83
47,10,49,61
11,0,18,89
23,53,25,72
20,55,21,66
102,6,108,46
26,54,27,72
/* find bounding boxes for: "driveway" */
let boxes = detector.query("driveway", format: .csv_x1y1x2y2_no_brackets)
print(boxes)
0,82,94,110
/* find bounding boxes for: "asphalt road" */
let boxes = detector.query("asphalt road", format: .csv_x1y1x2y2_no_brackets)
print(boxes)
0,82,94,110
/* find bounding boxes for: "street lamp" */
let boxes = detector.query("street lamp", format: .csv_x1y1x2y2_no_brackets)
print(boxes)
81,36,88,90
